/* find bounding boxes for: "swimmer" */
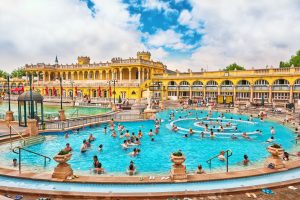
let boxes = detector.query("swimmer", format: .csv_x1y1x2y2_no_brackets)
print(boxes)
242,132,251,140
138,130,143,138
231,134,238,140
270,127,276,134
103,126,107,133
189,128,194,135
121,140,128,149
64,132,69,139
120,133,124,138
266,136,274,143
12,158,17,167
183,134,188,138
111,130,117,137
172,124,178,132
93,155,104,174
88,134,95,142
127,160,136,175
243,154,249,166
195,164,205,174
200,131,205,138
80,140,88,152
148,129,154,136
64,143,72,152
98,144,103,151
125,130,130,138
210,131,215,139
218,151,226,161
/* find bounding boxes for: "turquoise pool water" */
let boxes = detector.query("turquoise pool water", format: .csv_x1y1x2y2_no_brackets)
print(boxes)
1,109,297,175
0,102,110,117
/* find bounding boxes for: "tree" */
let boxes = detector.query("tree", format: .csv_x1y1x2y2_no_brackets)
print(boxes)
11,67,25,78
0,70,8,78
279,50,300,68
279,61,290,68
224,63,245,71
290,50,300,67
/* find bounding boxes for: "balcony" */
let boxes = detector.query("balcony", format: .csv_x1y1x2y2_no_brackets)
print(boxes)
191,86,203,90
220,86,233,91
205,86,218,91
294,85,300,91
272,85,290,91
254,85,269,91
168,86,177,91
236,86,250,91
178,86,190,91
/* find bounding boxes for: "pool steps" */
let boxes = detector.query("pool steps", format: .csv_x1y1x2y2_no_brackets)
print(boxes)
23,135,45,147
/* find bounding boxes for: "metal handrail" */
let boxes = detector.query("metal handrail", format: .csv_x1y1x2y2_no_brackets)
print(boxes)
70,108,79,117
12,146,51,173
9,124,26,147
206,149,233,172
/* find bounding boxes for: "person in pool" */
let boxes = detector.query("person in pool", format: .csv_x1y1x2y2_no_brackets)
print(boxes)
266,136,274,143
125,130,130,138
103,126,107,133
88,134,95,142
183,134,188,138
218,151,226,161
148,129,154,136
242,132,251,140
195,164,205,174
243,154,250,166
12,158,18,167
93,155,104,174
80,140,88,152
64,143,72,152
98,144,103,151
189,128,194,135
231,134,238,140
138,130,143,138
127,160,136,175
121,140,128,149
200,131,205,138
210,131,215,139
111,130,117,137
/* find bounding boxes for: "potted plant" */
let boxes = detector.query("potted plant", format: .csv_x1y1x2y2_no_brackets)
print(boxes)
53,149,72,164
171,151,185,165
267,143,284,156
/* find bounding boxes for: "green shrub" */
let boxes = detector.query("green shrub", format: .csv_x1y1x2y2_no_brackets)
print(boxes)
172,151,183,156
58,149,69,155
271,143,281,149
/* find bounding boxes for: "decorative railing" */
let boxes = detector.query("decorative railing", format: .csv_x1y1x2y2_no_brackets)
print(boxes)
220,86,233,91
253,85,269,91
191,86,203,90
167,86,177,90
205,86,218,91
236,86,250,91
272,85,290,91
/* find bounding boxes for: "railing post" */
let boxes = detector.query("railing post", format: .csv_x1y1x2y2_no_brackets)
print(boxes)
19,148,21,173
226,151,229,172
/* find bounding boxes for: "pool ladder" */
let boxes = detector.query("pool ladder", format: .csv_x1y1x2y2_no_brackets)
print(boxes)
206,149,232,173
12,146,51,173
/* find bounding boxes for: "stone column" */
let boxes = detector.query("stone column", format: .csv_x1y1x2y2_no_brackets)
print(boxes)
138,68,141,83
43,71,46,83
176,86,179,100
129,69,132,81
189,85,192,99
233,85,236,102
59,110,66,121
94,71,96,80
250,85,254,102
106,71,109,80
26,119,38,136
269,85,272,103
203,86,206,100
99,71,102,80
141,68,145,82
217,86,221,96
289,85,293,103
119,69,123,81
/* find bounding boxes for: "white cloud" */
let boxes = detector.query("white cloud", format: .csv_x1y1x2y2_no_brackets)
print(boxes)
173,0,300,71
141,0,176,15
145,29,195,51
0,0,144,72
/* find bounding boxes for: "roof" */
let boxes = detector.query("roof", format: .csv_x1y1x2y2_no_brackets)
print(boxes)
17,91,43,102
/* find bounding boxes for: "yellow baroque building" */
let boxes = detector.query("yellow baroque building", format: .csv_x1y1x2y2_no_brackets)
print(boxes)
5,51,299,105
23,51,165,101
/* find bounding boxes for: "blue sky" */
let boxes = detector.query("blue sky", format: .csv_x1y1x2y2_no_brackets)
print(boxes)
0,0,300,71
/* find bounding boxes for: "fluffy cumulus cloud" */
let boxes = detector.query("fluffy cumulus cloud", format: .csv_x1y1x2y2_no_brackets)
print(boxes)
171,0,300,71
145,29,195,51
1,0,300,72
0,0,144,71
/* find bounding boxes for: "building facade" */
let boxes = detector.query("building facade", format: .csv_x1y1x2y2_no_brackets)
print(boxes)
151,67,300,104
22,51,166,101
2,51,298,105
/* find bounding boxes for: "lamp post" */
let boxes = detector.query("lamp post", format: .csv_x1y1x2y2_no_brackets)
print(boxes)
107,80,111,104
29,73,34,119
7,75,11,112
57,76,65,121
5,74,14,122
70,80,74,101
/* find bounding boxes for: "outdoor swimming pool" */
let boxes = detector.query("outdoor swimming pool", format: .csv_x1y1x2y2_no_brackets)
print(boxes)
0,102,110,118
0,109,297,175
